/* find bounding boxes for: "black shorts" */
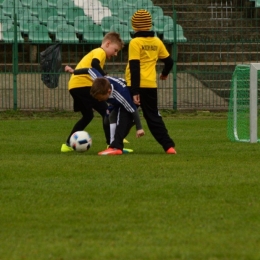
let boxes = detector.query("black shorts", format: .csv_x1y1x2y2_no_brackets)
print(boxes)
69,87,108,117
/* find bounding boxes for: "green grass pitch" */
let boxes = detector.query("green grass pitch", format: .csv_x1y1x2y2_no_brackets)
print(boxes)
0,111,260,260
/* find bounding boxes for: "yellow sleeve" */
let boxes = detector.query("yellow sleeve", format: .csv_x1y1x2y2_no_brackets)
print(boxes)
128,40,140,60
68,48,106,89
91,48,106,67
76,48,106,69
158,40,170,60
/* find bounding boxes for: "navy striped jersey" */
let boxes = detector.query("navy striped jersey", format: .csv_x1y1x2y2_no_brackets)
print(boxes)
88,68,137,113
73,67,142,130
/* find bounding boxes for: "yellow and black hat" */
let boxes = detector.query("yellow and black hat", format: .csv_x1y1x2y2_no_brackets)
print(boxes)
131,9,152,31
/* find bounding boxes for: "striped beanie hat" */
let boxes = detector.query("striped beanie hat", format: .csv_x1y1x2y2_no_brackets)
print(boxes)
131,9,152,31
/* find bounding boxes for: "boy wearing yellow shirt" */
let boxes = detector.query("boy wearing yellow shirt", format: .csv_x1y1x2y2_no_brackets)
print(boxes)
125,9,176,154
61,32,124,152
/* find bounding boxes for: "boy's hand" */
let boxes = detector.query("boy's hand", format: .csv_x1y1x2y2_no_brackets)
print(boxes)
65,65,74,74
136,129,145,138
133,94,140,105
160,74,168,80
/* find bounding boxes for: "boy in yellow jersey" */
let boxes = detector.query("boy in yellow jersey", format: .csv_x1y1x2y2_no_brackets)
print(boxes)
125,9,177,154
61,32,124,152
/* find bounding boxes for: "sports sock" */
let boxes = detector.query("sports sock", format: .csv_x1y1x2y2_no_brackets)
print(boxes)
110,123,116,144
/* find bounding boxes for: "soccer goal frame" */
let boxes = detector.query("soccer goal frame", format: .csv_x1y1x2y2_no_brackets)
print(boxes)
233,63,259,143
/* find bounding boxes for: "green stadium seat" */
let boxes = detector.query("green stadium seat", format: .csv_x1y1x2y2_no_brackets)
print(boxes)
118,6,137,23
19,15,39,35
28,23,52,42
110,23,132,44
48,0,58,7
65,6,85,25
163,23,187,43
0,0,5,8
153,15,173,36
55,23,78,42
0,8,7,23
124,0,138,7
134,0,153,9
101,16,121,34
20,0,31,7
4,5,30,22
47,15,67,34
2,25,24,42
120,16,135,35
74,15,93,35
38,7,58,26
108,0,128,17
2,0,23,17
57,0,75,17
1,17,13,31
147,6,164,21
82,23,103,43
12,7,30,20
29,0,48,17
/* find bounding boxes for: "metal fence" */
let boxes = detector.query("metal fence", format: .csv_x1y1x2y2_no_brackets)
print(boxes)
0,0,260,111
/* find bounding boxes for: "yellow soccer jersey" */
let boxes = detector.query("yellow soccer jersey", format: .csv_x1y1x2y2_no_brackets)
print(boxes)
68,47,106,90
125,37,170,88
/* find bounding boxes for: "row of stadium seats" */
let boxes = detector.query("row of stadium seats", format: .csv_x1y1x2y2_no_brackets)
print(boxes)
13,0,155,9
0,0,187,43
0,0,157,25
0,14,187,43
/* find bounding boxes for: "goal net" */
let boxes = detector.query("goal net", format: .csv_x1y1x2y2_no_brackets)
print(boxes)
227,64,260,143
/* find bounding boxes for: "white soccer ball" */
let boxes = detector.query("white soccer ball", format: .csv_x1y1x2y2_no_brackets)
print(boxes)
70,131,92,152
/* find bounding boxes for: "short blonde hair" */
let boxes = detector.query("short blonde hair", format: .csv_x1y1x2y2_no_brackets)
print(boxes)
90,78,111,98
102,32,124,49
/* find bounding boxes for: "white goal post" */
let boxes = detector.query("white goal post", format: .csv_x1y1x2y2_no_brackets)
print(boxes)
249,63,259,143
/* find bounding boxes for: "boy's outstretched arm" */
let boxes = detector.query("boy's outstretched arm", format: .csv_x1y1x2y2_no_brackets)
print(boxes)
65,66,90,75
68,67,103,79
160,56,174,80
73,68,90,75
